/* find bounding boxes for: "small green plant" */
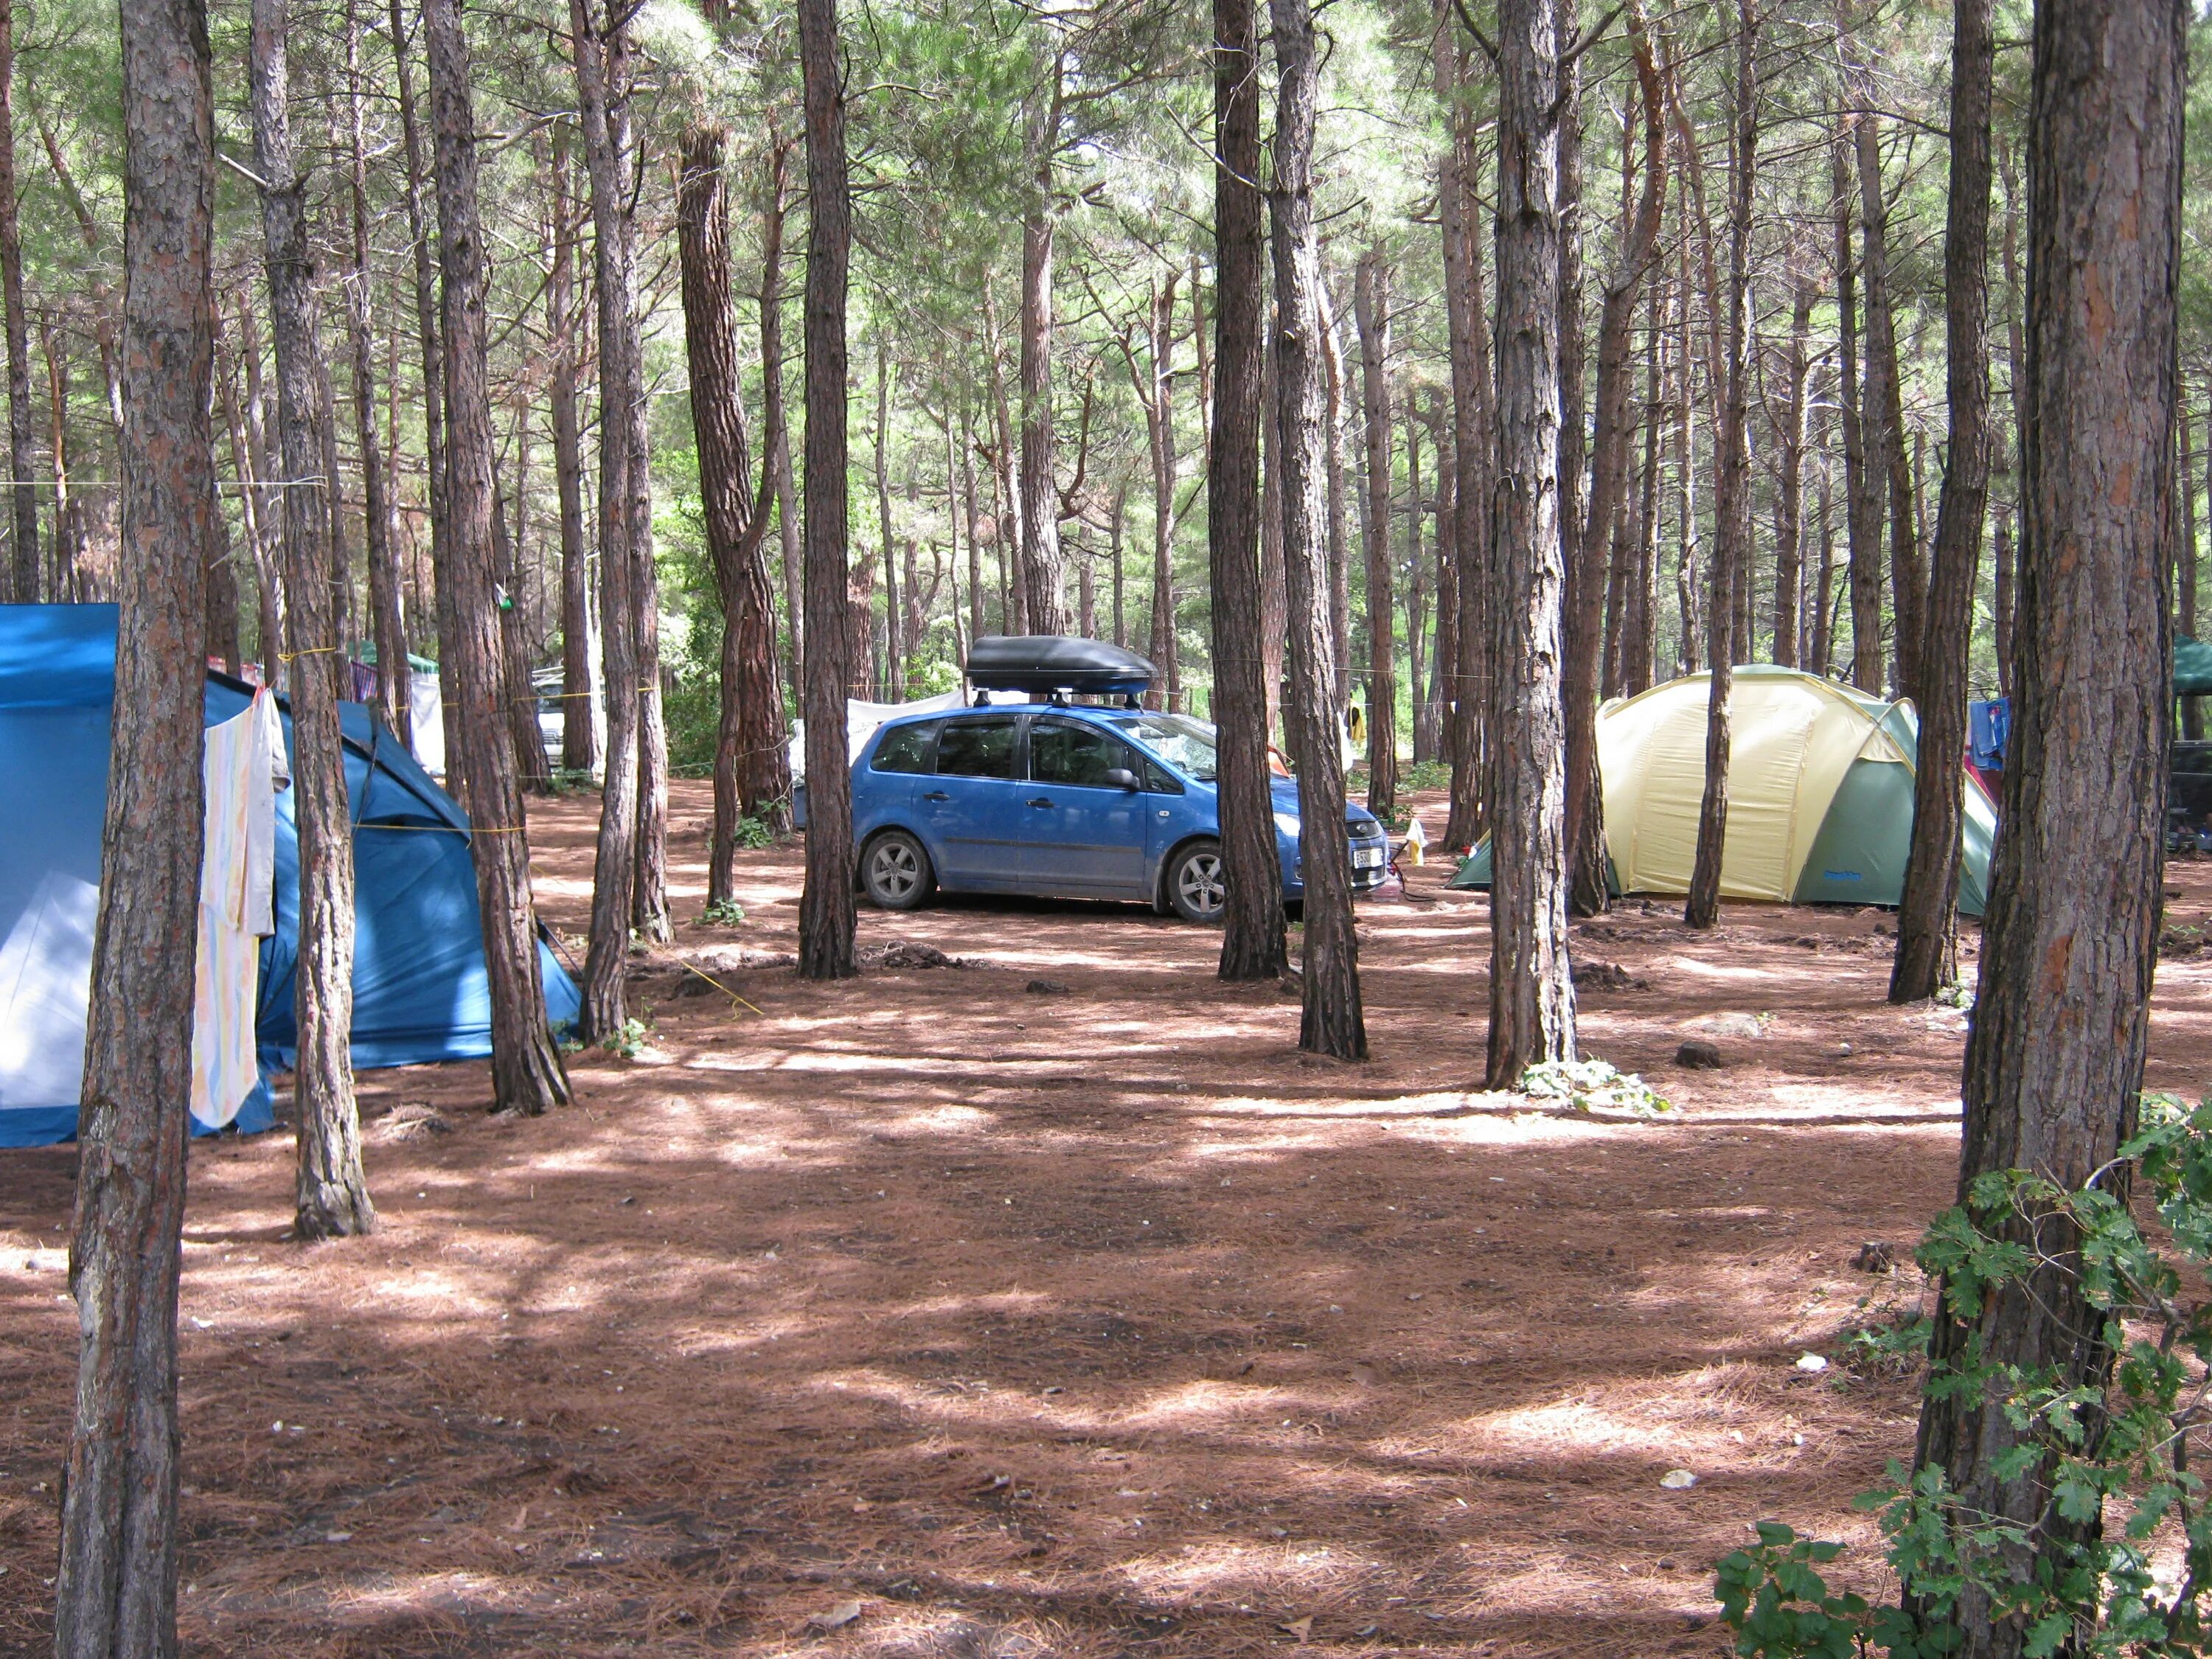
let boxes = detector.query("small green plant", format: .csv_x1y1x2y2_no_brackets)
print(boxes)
1932,981,1975,1010
700,897,748,927
600,1013,654,1060
1518,1057,1673,1116
1714,1093,2212,1658
731,814,776,850
1402,759,1453,793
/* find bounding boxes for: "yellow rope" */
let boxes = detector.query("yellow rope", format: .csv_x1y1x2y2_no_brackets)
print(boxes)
676,958,765,1018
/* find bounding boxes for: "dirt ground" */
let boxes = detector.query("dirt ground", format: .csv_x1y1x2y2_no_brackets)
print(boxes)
7,780,2212,1658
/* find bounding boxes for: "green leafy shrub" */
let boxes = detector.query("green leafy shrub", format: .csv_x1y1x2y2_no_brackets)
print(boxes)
1714,1093,2212,1657
700,897,748,927
600,1013,654,1060
1518,1057,1672,1116
1402,759,1453,793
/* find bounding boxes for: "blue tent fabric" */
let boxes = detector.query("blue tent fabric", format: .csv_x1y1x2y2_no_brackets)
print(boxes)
1,605,579,1148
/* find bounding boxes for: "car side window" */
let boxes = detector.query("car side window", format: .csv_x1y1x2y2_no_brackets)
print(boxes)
934,717,1019,779
1029,720,1132,788
871,722,936,773
1140,756,1183,795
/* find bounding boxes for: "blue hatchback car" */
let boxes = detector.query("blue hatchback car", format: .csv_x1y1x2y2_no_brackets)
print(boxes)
848,704,1390,922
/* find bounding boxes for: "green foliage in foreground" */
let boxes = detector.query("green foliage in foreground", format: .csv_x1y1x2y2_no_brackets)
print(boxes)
1518,1058,1673,1116
1717,1095,2212,1656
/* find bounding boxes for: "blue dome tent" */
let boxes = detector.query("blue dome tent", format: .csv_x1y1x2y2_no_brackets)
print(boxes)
0,605,580,1148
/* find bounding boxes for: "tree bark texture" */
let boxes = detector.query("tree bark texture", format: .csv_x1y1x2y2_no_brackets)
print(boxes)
1320,282,1352,709
343,0,407,748
574,0,648,1033
1891,0,1990,1005
250,0,372,1237
1018,184,1069,633
1909,7,2181,1652
53,0,212,1642
1140,274,1180,705
1770,274,1813,669
0,0,35,603
388,0,450,760
1211,0,1286,981
424,0,570,1113
1566,6,1661,918
1269,0,1364,1060
681,104,790,910
549,129,596,775
1486,0,1576,1085
1354,251,1397,818
1684,1,1757,933
1439,29,1495,855
798,0,857,980
1833,122,1882,695
491,416,551,792
1851,90,1920,700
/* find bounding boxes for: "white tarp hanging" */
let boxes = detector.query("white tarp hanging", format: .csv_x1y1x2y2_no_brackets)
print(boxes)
408,671,445,776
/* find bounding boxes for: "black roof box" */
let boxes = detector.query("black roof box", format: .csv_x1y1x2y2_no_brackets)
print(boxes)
964,635,1156,696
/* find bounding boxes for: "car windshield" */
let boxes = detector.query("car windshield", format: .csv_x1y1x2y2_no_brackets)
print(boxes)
1107,714,1217,782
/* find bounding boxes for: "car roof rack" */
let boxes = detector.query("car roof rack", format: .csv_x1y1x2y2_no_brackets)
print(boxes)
964,635,1158,699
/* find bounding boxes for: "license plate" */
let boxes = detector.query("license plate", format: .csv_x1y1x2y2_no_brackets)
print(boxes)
1352,846,1385,869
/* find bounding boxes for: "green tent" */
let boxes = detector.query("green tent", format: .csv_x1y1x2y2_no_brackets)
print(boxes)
1449,667,1994,914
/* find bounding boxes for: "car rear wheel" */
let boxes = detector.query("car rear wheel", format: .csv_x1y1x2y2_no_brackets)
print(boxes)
862,830,935,911
1166,839,1226,924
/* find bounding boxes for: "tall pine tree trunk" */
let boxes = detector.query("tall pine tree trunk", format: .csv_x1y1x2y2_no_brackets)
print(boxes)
1486,0,1576,1084
0,0,35,603
549,129,597,775
53,0,212,1639
1439,27,1495,854
1891,0,1991,1004
1849,80,1920,699
1319,282,1353,708
1833,122,1882,694
1908,7,2180,1649
1269,0,1363,1060
424,0,570,1113
1018,139,1068,633
343,0,408,745
1770,274,1812,669
1684,1,1758,931
388,0,449,759
1354,251,1397,818
1566,5,1661,916
1211,0,1285,981
251,0,372,1237
681,80,790,907
797,0,857,980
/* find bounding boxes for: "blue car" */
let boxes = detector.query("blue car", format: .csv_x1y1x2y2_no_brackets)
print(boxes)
847,704,1390,922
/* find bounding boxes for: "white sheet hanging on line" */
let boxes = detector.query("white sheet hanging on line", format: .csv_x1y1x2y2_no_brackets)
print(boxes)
193,689,283,1129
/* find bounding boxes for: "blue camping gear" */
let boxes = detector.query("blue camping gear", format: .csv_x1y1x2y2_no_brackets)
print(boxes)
0,605,580,1148
1968,698,2008,773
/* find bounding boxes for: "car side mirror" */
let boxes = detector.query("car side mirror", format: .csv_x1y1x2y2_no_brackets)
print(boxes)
1103,768,1139,792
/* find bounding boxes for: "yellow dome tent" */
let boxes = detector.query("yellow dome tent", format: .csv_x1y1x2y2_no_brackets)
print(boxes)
1448,666,1995,914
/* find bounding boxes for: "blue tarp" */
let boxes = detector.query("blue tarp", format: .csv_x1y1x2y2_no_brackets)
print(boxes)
1,605,580,1148
1969,698,2009,772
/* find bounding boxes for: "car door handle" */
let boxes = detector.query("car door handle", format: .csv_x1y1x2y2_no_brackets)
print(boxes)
922,790,950,801
1029,796,1055,809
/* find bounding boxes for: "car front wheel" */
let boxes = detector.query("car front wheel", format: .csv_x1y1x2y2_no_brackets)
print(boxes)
1166,839,1227,924
862,830,935,911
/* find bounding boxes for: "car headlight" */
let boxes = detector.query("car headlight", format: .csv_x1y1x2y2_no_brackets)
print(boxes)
1273,810,1301,839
